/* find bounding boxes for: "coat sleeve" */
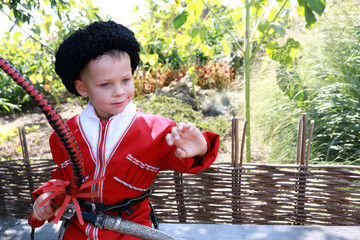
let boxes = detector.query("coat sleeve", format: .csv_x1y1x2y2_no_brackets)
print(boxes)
32,131,69,200
160,130,220,174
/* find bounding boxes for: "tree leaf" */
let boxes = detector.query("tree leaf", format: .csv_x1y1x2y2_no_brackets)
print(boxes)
175,34,192,48
304,3,316,29
173,11,188,30
221,38,231,56
148,54,159,66
306,0,326,16
229,8,243,23
189,0,205,19
132,5,139,13
271,22,285,37
43,14,53,34
297,0,320,28
200,43,214,58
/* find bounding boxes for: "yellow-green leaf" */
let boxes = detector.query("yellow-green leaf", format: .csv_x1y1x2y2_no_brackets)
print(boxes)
43,14,53,34
132,5,139,13
221,38,231,56
289,48,298,59
230,8,243,23
200,43,214,58
140,54,148,64
29,73,44,83
194,33,202,47
148,54,159,66
175,34,191,48
189,0,205,19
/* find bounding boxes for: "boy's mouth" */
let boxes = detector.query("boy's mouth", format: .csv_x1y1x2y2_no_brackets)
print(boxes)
111,100,125,106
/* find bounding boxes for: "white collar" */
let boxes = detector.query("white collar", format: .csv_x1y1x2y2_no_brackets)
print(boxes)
78,100,138,165
84,100,137,122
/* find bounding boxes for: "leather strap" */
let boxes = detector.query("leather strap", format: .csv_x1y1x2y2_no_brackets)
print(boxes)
79,189,152,214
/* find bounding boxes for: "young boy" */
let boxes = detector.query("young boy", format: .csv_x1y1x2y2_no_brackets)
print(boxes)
32,20,219,239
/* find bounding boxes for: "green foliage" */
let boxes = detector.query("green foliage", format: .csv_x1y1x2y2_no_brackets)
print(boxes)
0,0,41,26
297,0,326,28
133,0,238,70
309,83,360,164
0,0,102,113
173,10,188,30
262,1,360,165
0,31,55,110
135,95,231,147
0,98,20,112
266,38,301,68
275,66,309,105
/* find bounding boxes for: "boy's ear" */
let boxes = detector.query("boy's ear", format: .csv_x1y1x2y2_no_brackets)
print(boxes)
75,79,88,98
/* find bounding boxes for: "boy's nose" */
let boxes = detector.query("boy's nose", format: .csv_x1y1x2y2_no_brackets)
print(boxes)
113,85,125,96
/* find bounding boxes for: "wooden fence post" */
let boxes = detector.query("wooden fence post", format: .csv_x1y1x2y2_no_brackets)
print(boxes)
231,117,239,167
232,118,247,223
294,113,314,225
174,171,186,223
18,127,35,198
0,163,6,215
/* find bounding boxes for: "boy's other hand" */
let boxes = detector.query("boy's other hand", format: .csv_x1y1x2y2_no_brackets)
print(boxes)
166,122,207,158
33,192,54,221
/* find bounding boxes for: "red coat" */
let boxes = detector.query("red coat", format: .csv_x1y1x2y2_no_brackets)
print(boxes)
32,102,220,240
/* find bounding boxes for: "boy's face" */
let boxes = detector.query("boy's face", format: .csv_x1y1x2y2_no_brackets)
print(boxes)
75,53,135,120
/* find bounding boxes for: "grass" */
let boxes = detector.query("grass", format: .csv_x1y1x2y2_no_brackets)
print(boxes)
251,60,302,163
251,0,360,165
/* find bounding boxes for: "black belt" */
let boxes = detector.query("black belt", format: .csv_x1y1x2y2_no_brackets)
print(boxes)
78,188,158,228
80,189,151,213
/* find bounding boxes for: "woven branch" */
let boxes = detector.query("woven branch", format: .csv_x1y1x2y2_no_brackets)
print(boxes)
1,159,359,225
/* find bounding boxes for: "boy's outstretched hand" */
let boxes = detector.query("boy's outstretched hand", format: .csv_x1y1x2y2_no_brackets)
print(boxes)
166,122,207,158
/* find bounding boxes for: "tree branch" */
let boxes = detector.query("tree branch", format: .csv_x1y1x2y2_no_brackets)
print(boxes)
0,9,53,54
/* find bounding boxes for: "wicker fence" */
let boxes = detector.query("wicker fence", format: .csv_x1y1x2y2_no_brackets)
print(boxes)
1,116,360,225
1,158,360,225
0,158,56,218
150,163,360,225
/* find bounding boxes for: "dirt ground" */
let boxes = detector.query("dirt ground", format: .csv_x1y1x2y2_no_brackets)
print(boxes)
0,100,83,160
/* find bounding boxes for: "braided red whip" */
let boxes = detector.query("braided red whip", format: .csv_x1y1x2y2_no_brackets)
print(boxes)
0,56,87,227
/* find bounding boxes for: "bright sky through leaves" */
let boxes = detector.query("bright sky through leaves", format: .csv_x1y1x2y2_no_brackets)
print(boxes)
0,0,239,35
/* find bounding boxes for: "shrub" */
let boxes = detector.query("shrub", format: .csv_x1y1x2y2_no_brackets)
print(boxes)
195,62,236,90
133,65,186,96
133,62,236,97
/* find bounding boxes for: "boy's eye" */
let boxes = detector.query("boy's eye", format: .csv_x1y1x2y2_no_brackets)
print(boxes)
100,83,110,87
123,78,131,83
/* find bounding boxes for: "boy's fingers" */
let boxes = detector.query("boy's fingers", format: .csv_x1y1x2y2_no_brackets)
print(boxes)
34,208,46,221
45,204,53,215
186,122,195,132
175,148,186,158
165,133,174,146
179,122,195,135
54,208,60,217
177,122,185,132
171,126,180,141
33,208,39,220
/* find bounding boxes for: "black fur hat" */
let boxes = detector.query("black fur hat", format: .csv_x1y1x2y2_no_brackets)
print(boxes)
55,20,140,96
